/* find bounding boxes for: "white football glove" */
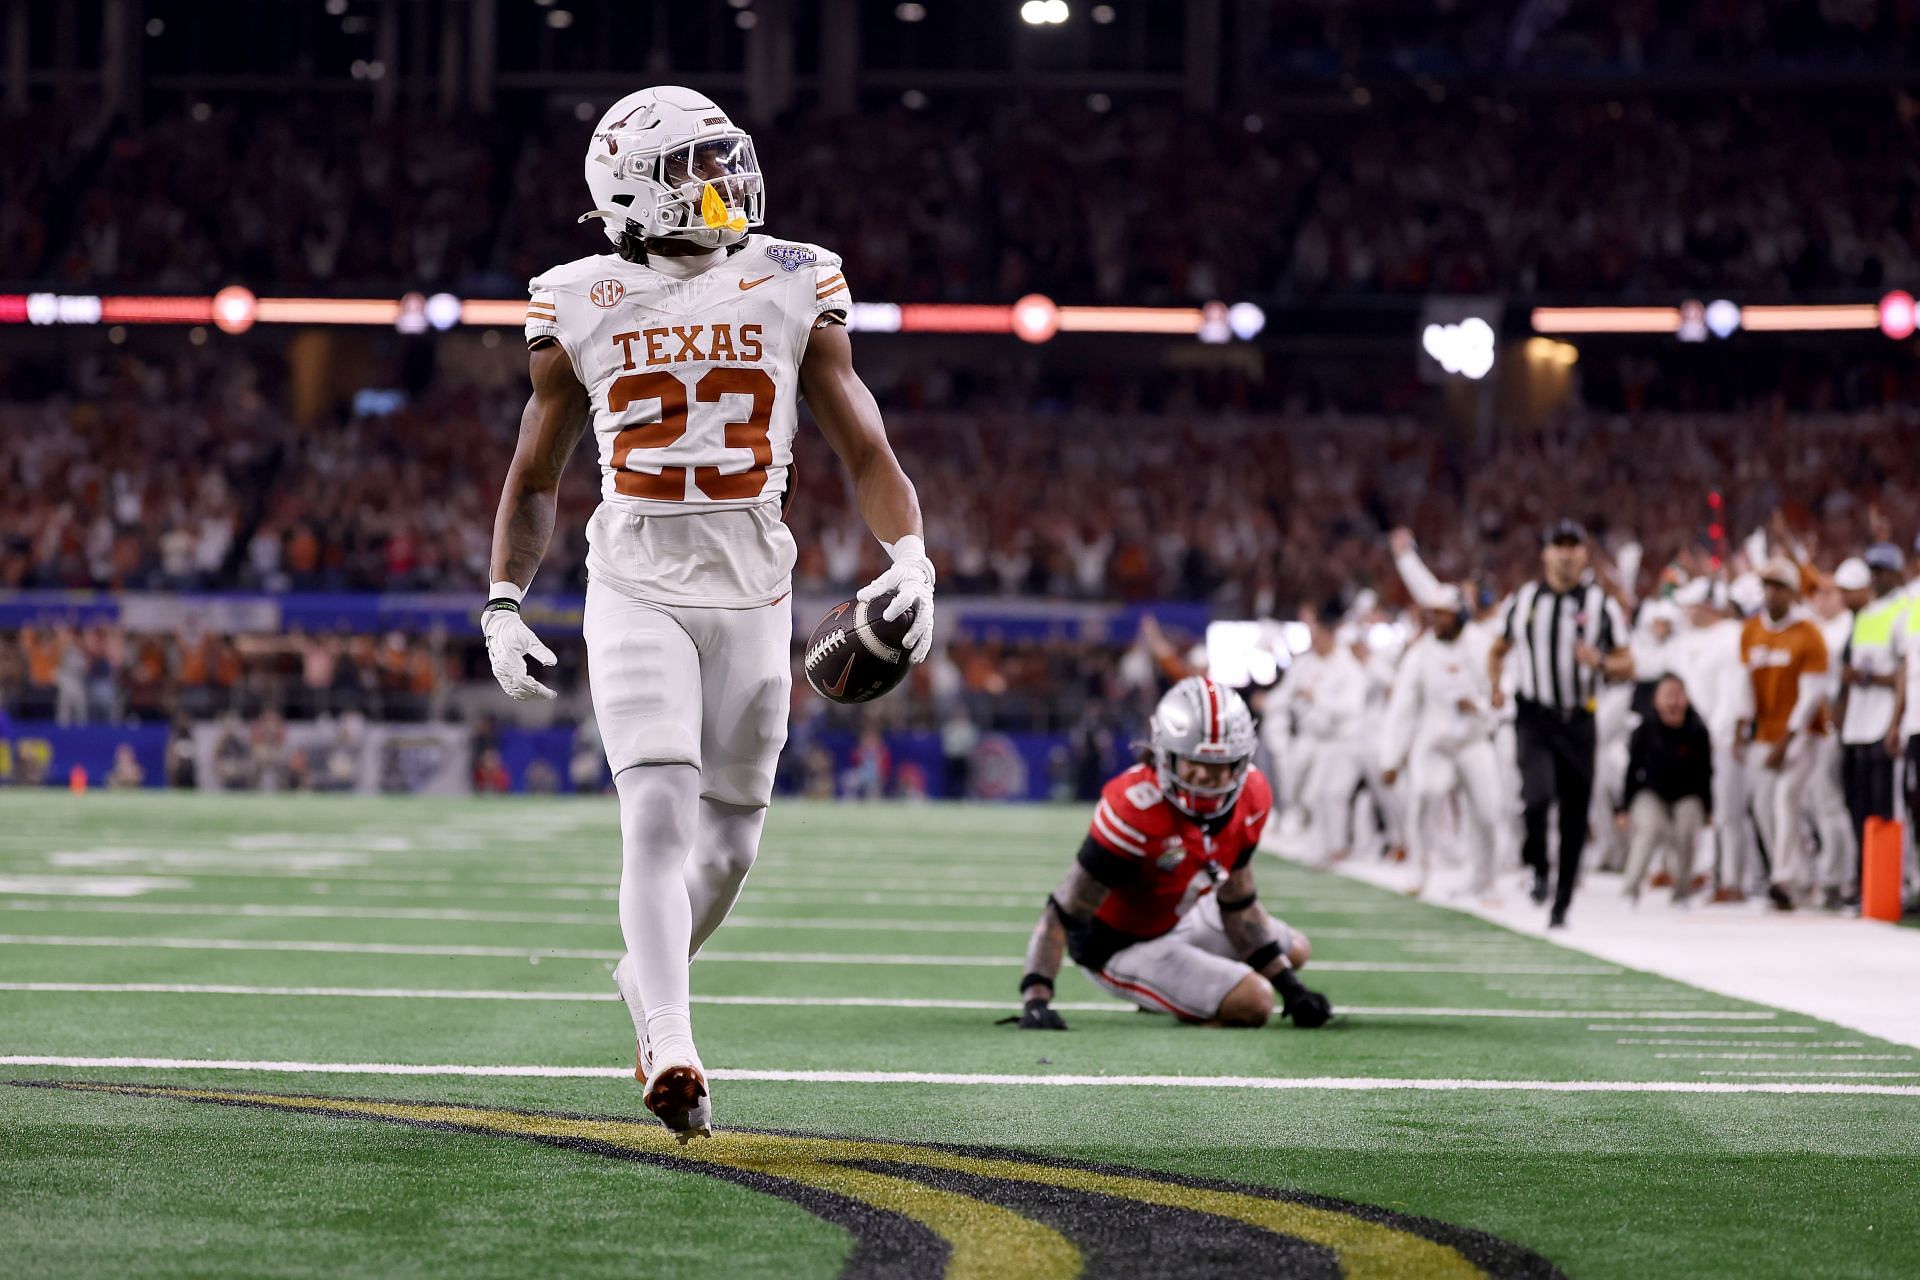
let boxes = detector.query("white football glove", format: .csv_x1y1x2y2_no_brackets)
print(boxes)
482,605,558,701
856,533,935,664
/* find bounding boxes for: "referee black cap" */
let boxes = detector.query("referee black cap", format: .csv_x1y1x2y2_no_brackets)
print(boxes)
1543,518,1586,546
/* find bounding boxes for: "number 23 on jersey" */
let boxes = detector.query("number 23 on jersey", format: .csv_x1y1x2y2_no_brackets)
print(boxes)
606,363,775,503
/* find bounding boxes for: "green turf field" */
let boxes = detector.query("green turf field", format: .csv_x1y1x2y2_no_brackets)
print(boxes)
2,793,1914,1278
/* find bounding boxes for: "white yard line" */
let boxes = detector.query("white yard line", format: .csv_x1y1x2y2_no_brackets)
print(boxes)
1699,1071,1920,1078
0,934,1617,973
0,983,1780,1020
1613,1039,1862,1048
1273,847,1920,1049
0,901,1032,934
1654,1052,1913,1061
0,876,192,897
4,1055,1918,1096
1587,1024,1819,1034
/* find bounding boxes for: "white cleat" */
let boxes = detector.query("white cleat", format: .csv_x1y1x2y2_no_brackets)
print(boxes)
613,954,713,1143
641,1055,713,1144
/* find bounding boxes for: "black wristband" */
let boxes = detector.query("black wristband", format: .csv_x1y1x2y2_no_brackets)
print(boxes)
484,598,521,615
1217,891,1257,913
1245,940,1282,973
1271,967,1307,1000
1045,895,1084,930
1020,971,1053,996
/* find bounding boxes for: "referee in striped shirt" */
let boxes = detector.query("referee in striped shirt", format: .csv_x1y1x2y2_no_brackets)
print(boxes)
1488,519,1632,927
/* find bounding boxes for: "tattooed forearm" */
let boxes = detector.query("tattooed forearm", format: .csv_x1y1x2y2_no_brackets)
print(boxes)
495,486,556,590
1221,904,1286,976
1022,864,1110,997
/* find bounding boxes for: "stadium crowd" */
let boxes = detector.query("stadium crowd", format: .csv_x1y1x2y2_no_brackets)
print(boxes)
7,85,1918,303
8,345,1920,617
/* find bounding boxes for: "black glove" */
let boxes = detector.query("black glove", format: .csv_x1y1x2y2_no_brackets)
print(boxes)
1018,997,1069,1030
1274,970,1333,1029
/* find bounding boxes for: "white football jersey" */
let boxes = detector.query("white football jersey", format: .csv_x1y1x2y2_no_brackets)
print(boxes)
525,235,850,607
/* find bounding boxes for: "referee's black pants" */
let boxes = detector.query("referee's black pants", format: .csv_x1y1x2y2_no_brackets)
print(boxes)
1841,741,1896,860
1515,700,1597,916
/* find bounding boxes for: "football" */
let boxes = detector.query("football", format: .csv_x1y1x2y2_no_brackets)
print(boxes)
803,590,916,704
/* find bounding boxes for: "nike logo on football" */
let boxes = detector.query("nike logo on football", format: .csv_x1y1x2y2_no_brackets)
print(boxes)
738,275,774,291
824,653,856,698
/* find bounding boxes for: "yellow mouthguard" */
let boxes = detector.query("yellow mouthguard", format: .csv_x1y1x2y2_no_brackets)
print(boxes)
702,183,747,232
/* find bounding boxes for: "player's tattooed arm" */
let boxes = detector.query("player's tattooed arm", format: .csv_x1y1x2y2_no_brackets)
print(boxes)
489,343,591,590
1219,864,1333,1028
1021,863,1110,1002
799,322,922,546
1216,865,1291,979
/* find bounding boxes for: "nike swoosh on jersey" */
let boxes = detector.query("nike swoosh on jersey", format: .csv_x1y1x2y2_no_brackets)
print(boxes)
738,275,775,291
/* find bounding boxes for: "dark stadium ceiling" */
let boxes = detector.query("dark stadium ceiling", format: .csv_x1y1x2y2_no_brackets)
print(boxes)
7,0,1915,119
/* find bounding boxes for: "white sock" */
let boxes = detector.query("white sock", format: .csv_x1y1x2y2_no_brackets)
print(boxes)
614,764,699,1059
685,798,767,956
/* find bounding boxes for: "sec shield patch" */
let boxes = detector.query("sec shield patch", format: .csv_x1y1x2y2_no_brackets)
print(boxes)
590,279,625,308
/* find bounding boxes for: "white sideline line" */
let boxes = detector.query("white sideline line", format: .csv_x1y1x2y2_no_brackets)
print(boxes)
0,935,1618,974
5,1056,1918,1096
0,984,1778,1020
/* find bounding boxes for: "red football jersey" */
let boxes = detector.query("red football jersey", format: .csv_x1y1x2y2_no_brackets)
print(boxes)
1084,762,1273,940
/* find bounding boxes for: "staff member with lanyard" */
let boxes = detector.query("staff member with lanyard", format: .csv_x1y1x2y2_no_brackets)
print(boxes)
1834,547,1909,887
1489,519,1632,928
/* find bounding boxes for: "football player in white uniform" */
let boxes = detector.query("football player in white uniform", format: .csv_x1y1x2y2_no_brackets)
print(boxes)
483,86,934,1141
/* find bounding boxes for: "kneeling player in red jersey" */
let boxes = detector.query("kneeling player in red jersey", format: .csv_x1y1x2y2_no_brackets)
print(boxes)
1015,676,1333,1030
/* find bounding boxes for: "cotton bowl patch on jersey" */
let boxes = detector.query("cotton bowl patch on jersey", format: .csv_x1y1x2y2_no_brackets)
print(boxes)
803,592,914,704
764,243,817,273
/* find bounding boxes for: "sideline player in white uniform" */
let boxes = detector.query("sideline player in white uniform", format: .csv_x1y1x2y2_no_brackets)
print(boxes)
482,87,934,1140
1275,619,1369,863
1379,586,1505,898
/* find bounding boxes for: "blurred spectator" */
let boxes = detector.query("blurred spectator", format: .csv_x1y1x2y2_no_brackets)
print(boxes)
105,742,145,789
844,727,891,799
473,747,510,794
1619,675,1714,904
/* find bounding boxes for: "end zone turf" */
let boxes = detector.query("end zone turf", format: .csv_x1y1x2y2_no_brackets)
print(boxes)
2,794,1916,1278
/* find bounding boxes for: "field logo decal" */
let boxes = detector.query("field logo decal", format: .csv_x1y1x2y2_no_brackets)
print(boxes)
19,1081,1563,1279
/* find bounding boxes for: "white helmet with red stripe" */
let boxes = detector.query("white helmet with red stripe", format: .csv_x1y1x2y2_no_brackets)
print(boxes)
1149,676,1257,818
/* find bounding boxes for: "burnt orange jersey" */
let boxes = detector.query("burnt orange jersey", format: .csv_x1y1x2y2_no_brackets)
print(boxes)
1740,614,1828,743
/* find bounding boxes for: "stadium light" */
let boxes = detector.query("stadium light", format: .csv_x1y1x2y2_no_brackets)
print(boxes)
1421,317,1495,380
1020,1,1069,25
1011,294,1060,343
1880,291,1916,341
1705,299,1740,339
211,286,258,335
1226,302,1266,340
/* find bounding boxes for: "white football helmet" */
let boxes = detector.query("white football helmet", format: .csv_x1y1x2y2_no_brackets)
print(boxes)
1148,676,1257,819
579,86,765,250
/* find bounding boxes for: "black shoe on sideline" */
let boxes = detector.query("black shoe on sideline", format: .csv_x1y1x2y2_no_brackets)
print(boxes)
1530,871,1550,905
1547,907,1567,929
1766,884,1795,912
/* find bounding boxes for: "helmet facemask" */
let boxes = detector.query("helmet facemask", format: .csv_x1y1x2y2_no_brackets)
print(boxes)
582,94,766,250
642,136,764,247
1156,746,1253,819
